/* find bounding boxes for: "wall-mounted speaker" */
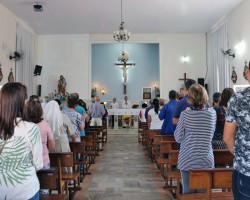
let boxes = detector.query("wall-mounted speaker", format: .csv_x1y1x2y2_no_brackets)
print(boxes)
34,65,42,76
198,78,205,87
37,85,41,97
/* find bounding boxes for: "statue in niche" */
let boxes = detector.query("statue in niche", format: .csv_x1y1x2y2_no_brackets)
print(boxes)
58,75,66,95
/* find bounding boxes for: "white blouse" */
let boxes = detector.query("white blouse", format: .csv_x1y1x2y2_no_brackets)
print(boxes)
0,119,43,200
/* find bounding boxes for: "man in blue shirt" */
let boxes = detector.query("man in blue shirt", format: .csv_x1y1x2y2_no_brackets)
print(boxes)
89,96,106,126
159,90,178,135
173,79,196,125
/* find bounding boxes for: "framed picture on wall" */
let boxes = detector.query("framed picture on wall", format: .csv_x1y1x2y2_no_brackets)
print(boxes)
143,92,151,99
142,87,152,99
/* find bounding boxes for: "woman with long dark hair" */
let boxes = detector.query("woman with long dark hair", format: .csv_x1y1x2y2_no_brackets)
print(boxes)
147,98,163,130
212,88,234,149
0,82,43,200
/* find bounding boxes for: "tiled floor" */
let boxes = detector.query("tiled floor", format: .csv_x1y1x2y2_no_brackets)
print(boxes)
74,129,174,200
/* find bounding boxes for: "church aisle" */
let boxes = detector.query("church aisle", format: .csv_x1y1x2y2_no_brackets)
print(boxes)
75,131,174,200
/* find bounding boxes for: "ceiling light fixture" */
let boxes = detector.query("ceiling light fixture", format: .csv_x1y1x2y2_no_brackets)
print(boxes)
113,0,131,42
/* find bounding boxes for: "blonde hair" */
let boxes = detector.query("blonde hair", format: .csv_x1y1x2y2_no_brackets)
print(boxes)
188,83,208,109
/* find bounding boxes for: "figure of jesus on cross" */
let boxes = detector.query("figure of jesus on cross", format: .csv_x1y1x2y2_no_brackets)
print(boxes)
115,51,135,94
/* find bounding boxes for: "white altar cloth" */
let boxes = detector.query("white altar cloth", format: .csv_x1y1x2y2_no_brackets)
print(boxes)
107,109,140,116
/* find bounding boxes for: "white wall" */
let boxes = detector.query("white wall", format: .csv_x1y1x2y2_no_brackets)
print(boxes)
0,3,37,88
37,35,90,99
37,33,206,100
227,0,250,87
0,4,18,85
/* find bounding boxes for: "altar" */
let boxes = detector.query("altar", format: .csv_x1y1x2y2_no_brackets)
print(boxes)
107,109,140,129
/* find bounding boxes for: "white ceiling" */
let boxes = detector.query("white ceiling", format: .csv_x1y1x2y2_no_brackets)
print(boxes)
0,0,245,35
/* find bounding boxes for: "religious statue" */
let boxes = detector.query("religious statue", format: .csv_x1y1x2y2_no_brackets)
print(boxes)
115,51,135,94
122,65,127,85
58,75,66,95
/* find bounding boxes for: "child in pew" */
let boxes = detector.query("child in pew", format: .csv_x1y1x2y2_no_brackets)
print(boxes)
174,83,216,194
25,100,55,194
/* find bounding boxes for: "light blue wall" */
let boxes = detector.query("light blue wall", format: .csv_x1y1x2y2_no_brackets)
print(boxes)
92,43,159,101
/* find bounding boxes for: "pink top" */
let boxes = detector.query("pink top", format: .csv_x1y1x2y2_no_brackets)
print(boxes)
37,120,53,166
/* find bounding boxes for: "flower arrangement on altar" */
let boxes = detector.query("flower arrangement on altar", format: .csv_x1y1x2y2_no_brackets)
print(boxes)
48,90,70,101
122,115,131,123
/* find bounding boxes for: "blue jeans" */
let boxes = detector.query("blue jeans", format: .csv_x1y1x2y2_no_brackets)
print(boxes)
180,170,205,194
233,169,250,200
28,191,39,200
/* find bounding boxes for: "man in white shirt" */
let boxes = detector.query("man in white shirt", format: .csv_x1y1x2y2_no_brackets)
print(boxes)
110,98,119,128
121,96,132,109
110,98,119,109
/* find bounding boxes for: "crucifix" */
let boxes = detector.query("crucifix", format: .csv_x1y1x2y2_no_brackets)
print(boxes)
178,73,190,84
115,62,135,94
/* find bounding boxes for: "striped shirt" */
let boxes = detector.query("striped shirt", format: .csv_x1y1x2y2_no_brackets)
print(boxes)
174,108,216,170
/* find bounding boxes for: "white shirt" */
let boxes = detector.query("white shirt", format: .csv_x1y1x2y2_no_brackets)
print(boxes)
0,120,43,200
148,109,163,130
111,102,119,109
121,101,132,109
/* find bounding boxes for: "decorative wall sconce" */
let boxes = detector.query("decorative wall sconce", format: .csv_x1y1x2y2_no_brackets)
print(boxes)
221,49,235,58
181,56,190,63
101,88,106,95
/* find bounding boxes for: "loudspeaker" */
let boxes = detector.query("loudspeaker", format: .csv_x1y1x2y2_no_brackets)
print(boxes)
198,78,205,87
34,65,42,76
37,85,41,97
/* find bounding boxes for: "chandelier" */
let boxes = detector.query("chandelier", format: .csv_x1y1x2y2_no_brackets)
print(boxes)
113,0,131,42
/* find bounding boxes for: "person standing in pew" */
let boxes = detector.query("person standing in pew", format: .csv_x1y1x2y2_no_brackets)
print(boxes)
62,96,85,142
174,83,216,194
44,100,76,153
212,88,234,149
148,98,163,131
173,79,196,125
25,100,55,195
0,82,43,200
224,61,250,200
88,96,106,126
159,90,178,136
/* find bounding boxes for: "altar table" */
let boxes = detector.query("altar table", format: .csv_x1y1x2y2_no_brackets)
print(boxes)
107,109,141,129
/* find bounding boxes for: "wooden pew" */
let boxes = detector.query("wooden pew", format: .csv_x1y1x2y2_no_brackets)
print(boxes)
214,149,234,167
49,152,81,200
152,135,176,167
89,126,103,151
69,141,90,180
140,122,149,145
177,168,233,200
37,168,68,200
81,135,96,164
147,130,161,161
157,140,180,198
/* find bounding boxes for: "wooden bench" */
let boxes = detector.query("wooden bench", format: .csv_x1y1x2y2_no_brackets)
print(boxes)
147,130,161,161
214,149,234,167
138,121,148,143
152,135,176,167
49,152,81,200
37,168,68,200
177,168,233,200
69,141,90,180
157,140,180,198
